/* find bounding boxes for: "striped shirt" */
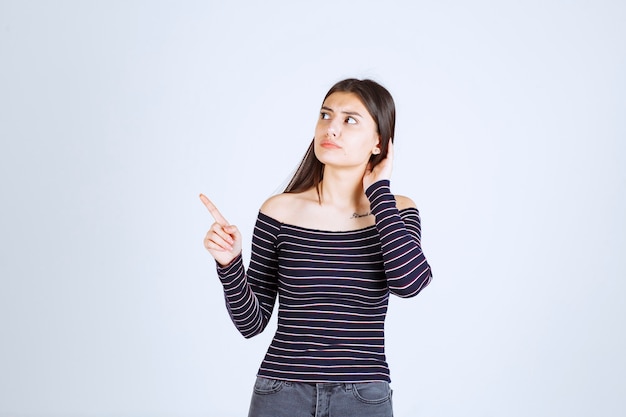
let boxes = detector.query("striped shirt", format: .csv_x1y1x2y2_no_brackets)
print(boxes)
216,180,432,383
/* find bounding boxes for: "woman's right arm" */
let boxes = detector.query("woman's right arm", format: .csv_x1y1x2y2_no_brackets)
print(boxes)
214,213,280,338
200,194,280,338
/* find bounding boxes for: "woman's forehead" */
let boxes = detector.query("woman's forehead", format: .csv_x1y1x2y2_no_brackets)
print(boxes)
322,92,371,116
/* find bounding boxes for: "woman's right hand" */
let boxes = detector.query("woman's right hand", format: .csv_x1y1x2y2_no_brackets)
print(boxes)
199,194,242,267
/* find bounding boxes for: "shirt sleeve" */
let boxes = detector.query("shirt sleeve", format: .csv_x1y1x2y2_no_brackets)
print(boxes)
366,179,433,298
215,213,281,338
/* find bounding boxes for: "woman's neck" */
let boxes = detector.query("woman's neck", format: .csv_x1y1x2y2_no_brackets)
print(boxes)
319,167,369,213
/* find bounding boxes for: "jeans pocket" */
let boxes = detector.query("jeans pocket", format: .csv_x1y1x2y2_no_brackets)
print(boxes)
253,377,286,395
351,381,392,405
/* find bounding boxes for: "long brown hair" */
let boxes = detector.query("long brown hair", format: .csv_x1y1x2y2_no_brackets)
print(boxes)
284,78,396,197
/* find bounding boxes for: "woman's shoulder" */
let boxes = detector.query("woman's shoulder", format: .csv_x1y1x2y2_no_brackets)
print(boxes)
260,189,318,224
259,193,294,221
394,194,418,211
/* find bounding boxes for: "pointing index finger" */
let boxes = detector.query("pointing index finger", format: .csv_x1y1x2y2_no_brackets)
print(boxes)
199,194,230,226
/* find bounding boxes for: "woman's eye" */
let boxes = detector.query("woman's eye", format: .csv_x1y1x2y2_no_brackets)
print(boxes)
320,112,330,120
345,116,357,124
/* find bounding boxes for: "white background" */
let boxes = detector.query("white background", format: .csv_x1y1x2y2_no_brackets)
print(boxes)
1,1,624,416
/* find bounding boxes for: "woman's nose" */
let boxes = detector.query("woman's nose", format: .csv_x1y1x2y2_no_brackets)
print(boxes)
326,122,338,137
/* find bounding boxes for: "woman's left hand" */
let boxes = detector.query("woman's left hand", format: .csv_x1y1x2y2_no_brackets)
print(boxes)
363,140,394,190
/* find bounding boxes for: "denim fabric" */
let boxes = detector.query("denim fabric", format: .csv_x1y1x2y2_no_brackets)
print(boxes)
248,377,393,417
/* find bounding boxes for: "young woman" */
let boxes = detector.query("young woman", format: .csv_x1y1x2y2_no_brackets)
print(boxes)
200,78,433,417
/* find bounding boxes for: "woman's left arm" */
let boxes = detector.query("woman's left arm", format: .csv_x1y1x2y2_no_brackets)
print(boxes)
366,179,433,298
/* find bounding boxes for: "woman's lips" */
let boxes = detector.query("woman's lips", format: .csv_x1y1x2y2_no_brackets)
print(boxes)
320,140,341,149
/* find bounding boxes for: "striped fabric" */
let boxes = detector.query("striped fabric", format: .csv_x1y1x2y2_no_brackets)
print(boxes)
217,180,432,383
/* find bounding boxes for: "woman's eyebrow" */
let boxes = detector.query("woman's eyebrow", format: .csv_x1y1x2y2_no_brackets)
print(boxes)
342,110,363,118
321,106,363,118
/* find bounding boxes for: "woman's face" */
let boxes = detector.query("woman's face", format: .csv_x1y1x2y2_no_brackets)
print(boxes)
314,92,380,169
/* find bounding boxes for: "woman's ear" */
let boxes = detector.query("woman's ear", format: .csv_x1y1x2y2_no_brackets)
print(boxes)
372,136,381,154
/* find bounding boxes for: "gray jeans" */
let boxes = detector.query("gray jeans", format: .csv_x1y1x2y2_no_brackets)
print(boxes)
248,377,393,417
